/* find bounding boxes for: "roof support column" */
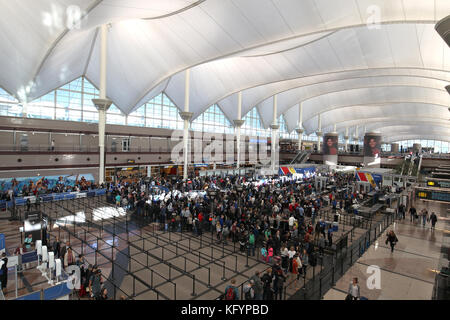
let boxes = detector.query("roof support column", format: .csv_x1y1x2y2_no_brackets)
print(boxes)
344,127,349,152
22,102,28,118
233,91,244,169
92,24,112,185
295,103,304,151
270,95,279,175
316,114,322,152
180,69,193,180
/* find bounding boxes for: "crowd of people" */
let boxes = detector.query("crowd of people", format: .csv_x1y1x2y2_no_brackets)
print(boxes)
48,237,108,300
398,204,438,230
0,176,99,201
13,232,108,299
104,171,360,300
9,168,430,301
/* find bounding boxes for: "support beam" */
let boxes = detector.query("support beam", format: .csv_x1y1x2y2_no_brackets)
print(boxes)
92,24,112,185
181,69,192,180
22,102,28,118
270,95,279,175
344,127,349,152
100,25,107,99
234,91,244,169
295,103,303,151
93,99,112,184
318,113,322,132
316,114,322,152
354,125,359,144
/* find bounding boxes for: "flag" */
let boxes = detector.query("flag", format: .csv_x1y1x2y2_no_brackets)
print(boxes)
357,172,368,182
366,173,376,188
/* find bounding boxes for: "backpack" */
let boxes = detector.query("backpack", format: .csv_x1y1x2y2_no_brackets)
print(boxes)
225,286,236,300
249,234,255,245
261,247,267,257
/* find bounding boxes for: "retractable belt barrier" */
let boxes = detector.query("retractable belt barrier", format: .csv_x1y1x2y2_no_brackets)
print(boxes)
0,189,107,209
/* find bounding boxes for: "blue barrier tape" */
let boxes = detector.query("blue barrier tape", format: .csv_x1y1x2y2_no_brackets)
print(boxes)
42,283,72,300
0,189,106,208
14,283,72,300
21,251,38,264
14,291,41,300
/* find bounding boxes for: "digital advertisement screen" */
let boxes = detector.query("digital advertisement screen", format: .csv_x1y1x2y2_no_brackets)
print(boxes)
323,135,338,155
416,189,450,202
364,135,381,157
426,179,450,189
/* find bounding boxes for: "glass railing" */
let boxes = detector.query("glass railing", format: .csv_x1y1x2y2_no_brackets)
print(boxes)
0,144,172,153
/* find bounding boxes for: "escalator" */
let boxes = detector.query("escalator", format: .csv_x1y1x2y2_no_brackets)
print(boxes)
416,155,423,176
400,155,412,176
399,154,422,177
290,150,312,164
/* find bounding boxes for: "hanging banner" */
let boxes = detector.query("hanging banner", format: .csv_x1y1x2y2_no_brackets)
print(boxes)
364,134,382,157
323,134,338,155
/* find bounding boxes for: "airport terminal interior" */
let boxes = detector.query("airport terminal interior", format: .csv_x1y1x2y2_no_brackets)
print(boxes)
0,0,449,301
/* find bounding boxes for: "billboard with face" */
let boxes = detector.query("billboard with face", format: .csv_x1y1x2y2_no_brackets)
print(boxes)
364,135,381,157
323,135,338,155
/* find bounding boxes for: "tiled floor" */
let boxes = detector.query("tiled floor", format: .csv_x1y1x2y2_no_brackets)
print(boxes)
323,200,449,300
4,196,445,300
1,196,367,300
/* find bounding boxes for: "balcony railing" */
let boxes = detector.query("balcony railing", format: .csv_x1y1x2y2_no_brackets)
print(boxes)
0,144,174,153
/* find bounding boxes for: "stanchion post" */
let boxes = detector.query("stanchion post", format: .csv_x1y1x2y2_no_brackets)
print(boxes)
245,247,249,267
95,238,98,265
207,267,211,287
151,270,154,288
319,277,322,299
221,261,226,281
174,282,177,300
331,266,334,285
222,240,225,258
191,275,197,296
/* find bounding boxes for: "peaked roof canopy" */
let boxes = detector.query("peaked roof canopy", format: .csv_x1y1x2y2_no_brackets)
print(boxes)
1,0,449,141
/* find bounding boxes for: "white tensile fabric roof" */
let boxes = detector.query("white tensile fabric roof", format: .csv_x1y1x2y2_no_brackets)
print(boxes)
0,0,449,141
